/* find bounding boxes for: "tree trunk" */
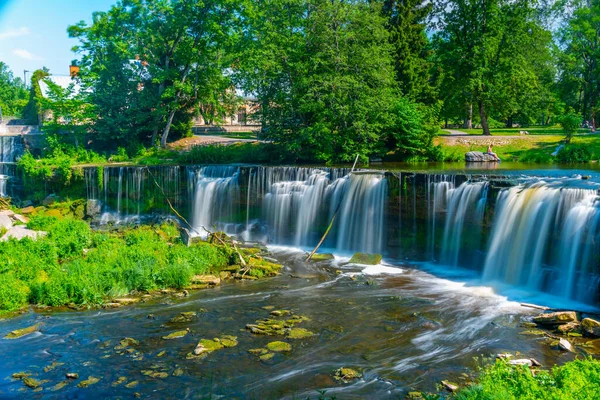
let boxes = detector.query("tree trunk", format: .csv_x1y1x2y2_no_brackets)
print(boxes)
479,101,491,135
160,109,176,148
506,116,512,128
464,103,473,129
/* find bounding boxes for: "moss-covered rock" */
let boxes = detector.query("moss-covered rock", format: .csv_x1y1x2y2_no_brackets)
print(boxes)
23,377,42,388
162,329,190,340
169,312,197,323
5,323,41,339
333,367,362,382
114,337,139,350
141,370,168,378
270,310,291,317
126,381,139,388
43,362,64,373
582,318,600,337
51,380,69,391
287,328,315,339
172,368,184,377
12,372,31,380
348,253,382,265
310,253,335,262
259,353,275,361
192,338,224,356
78,376,100,388
267,341,292,352
533,311,577,326
219,335,238,348
248,348,268,355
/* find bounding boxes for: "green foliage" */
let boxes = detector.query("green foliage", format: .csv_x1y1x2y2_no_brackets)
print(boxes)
556,145,591,163
0,217,231,311
21,68,49,124
0,62,28,118
558,110,582,143
454,358,600,400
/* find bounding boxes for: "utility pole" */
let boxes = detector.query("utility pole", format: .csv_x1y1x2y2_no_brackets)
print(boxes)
23,70,29,89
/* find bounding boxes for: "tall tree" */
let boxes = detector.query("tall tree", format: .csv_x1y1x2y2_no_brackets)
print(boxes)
433,0,553,134
558,0,600,131
0,62,28,119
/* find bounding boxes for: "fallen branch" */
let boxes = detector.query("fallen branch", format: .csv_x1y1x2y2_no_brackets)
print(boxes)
306,154,360,262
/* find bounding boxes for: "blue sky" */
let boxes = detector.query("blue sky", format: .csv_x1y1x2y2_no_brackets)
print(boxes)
0,0,116,81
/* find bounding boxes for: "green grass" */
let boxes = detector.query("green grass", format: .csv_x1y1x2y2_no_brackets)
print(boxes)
438,135,600,163
454,358,600,400
441,126,592,136
0,212,234,314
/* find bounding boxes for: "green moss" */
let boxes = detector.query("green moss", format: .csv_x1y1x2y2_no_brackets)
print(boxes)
333,367,362,382
5,323,41,339
162,329,189,340
219,335,238,348
287,328,315,339
310,253,335,262
248,348,268,355
348,253,382,265
77,376,100,388
259,352,275,361
267,341,292,352
23,377,42,388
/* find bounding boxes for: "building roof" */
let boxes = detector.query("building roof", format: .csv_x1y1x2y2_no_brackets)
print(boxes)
38,75,82,99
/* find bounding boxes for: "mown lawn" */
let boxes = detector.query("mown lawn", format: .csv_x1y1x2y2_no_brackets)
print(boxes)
441,126,592,136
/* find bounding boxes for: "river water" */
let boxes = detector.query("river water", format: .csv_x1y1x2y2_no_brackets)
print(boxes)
2,163,600,398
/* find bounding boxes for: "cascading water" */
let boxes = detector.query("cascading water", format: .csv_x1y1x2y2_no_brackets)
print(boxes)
188,166,241,235
0,136,24,163
440,181,488,267
482,180,600,303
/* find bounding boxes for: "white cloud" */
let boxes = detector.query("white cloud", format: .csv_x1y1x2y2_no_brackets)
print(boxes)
12,48,42,61
0,27,30,40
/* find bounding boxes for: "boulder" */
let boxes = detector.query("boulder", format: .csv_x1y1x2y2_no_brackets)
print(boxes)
310,253,335,262
348,252,382,265
42,194,60,206
582,318,600,337
0,214,12,230
20,200,33,208
533,311,577,325
1,226,47,241
20,206,35,214
558,338,573,352
465,151,498,162
557,321,581,334
12,214,29,224
85,199,103,217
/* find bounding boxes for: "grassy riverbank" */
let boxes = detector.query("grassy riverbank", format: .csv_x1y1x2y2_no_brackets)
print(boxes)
0,203,280,317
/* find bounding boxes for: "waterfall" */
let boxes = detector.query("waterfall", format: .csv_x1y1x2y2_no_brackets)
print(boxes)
482,180,600,303
428,175,456,259
0,136,24,163
440,181,488,267
334,172,387,254
188,166,240,235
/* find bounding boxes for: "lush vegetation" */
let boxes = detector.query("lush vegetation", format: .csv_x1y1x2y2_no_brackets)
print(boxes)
453,358,600,399
0,62,28,118
0,211,233,315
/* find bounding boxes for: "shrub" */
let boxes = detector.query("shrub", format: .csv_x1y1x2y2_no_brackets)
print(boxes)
556,145,592,163
558,110,582,144
0,274,29,311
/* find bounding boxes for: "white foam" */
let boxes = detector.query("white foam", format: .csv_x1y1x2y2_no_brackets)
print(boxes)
362,265,403,275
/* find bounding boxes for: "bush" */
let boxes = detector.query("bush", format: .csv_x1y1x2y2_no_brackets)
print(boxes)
556,145,592,163
454,358,600,400
558,110,582,144
0,274,29,311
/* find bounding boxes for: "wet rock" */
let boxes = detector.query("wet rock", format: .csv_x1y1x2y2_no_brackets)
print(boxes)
248,348,268,355
465,151,498,162
126,381,139,388
582,318,600,337
333,367,362,382
172,368,184,377
509,359,534,367
5,323,41,339
441,380,459,392
43,362,64,373
169,311,197,323
270,310,291,317
12,372,31,379
519,329,547,336
141,370,168,378
156,351,166,358
23,377,41,389
407,392,425,400
219,335,238,348
86,199,102,217
558,338,574,352
287,328,315,339
191,275,221,286
112,377,127,386
520,322,538,328
66,373,79,380
266,341,292,352
114,337,139,350
533,311,577,325
310,253,335,262
147,314,156,320
78,376,100,388
259,353,275,361
114,297,140,305
51,381,69,391
348,253,382,265
557,321,581,334
192,338,224,356
162,329,190,340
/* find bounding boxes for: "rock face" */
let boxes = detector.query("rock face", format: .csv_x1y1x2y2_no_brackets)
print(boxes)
533,311,577,325
465,151,498,162
582,318,600,337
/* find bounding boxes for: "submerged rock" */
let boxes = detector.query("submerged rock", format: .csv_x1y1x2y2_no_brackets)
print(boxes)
43,362,64,373
248,348,269,355
162,329,190,340
141,370,168,379
78,376,100,388
169,311,197,323
266,341,292,352
126,381,139,388
12,372,31,379
533,311,577,325
112,377,127,386
5,323,41,339
51,381,69,391
582,318,600,337
333,367,362,382
172,368,184,377
23,377,42,389
114,337,139,350
287,328,315,339
348,253,382,265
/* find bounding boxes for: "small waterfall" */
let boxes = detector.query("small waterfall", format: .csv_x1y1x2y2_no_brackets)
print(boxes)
0,136,24,163
428,175,456,259
188,166,240,235
440,181,488,267
482,180,600,303
334,172,388,254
